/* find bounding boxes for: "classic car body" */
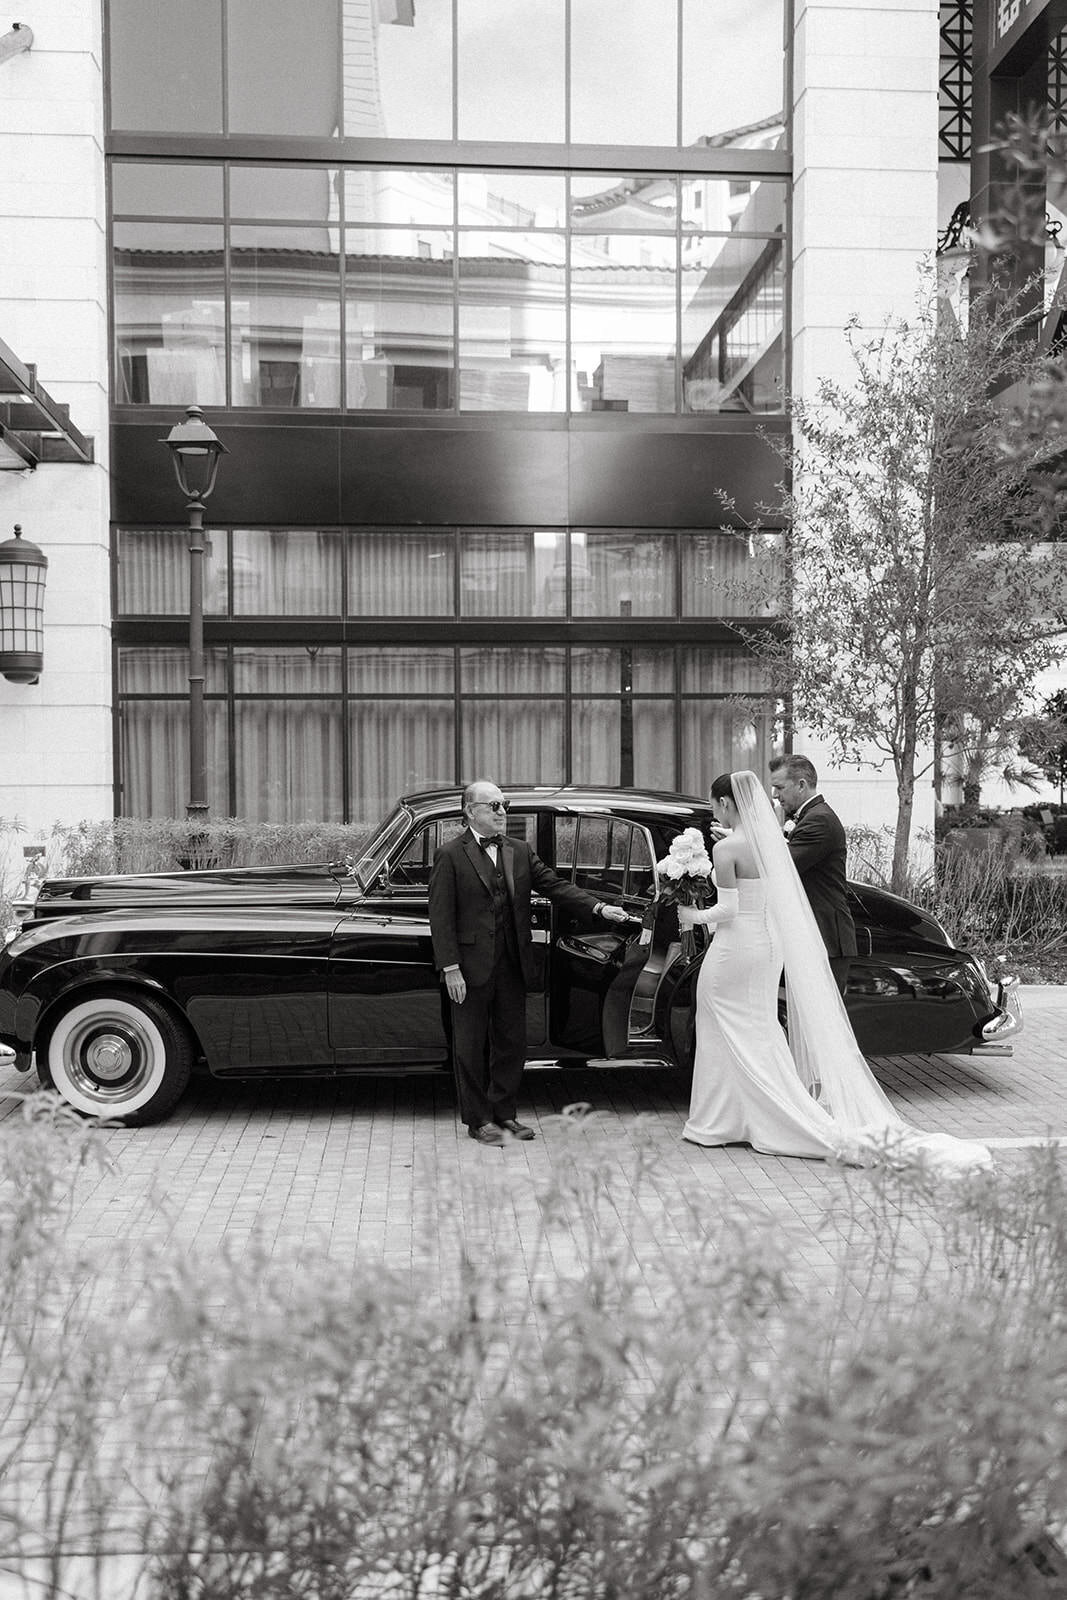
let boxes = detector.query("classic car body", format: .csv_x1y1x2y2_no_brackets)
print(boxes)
0,787,1022,1125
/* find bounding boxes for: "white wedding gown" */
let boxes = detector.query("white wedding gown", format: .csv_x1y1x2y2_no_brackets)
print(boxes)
684,874,841,1157
682,858,993,1174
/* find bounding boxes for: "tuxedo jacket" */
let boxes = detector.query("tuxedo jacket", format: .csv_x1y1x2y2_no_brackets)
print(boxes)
786,797,858,960
428,830,600,989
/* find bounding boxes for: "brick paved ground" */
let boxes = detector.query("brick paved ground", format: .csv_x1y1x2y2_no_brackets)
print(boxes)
0,988,1062,1597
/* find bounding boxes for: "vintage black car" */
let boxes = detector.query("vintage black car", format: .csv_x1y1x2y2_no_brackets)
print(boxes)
0,787,1022,1125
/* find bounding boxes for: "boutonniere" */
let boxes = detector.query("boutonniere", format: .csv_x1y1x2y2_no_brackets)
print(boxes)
782,818,796,837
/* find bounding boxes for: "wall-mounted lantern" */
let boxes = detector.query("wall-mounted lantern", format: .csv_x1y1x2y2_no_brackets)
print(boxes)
0,525,47,684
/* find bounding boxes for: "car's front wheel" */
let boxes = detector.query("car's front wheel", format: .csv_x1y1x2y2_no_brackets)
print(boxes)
38,992,194,1125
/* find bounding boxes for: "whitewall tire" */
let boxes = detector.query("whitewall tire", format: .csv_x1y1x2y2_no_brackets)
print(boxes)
38,992,194,1125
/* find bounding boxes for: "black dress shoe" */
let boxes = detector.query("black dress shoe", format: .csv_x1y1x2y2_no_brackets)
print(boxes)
468,1122,506,1146
497,1118,536,1141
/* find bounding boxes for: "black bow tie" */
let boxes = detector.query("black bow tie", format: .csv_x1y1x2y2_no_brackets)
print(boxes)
477,834,504,850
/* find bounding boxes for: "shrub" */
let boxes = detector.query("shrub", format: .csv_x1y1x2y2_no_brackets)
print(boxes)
46,817,372,876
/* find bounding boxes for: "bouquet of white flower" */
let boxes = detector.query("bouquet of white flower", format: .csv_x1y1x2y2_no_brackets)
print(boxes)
656,827,714,961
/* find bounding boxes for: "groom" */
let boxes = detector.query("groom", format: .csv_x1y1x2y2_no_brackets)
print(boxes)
428,779,630,1146
769,755,857,994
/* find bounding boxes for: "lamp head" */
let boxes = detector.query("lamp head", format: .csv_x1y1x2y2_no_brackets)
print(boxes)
160,404,227,503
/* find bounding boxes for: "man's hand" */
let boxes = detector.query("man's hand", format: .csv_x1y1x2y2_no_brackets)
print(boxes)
444,969,466,1004
597,902,632,924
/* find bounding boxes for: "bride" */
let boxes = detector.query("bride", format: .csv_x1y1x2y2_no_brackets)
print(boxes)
679,771,992,1172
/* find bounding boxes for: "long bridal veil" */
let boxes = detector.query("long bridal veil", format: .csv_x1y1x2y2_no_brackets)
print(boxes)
729,770,992,1173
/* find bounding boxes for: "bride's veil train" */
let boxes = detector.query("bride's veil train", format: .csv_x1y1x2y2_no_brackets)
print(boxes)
729,770,992,1174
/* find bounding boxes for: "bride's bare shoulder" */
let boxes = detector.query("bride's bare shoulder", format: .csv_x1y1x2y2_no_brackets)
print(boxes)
716,833,759,879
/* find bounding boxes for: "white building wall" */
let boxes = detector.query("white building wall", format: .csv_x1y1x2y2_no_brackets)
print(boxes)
0,0,111,845
791,0,939,845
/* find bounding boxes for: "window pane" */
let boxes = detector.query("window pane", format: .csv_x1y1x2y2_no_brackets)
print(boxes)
458,235,566,412
680,647,772,693
457,0,565,142
571,0,677,146
236,701,344,822
460,531,566,617
349,703,455,825
113,224,225,406
462,701,564,785
111,163,223,218
116,530,228,616
682,0,786,149
571,235,677,413
348,647,454,694
460,647,565,693
571,532,674,616
345,230,454,411
230,167,340,222
117,646,226,695
231,226,341,408
348,530,454,616
458,173,567,227
108,0,223,133
682,230,785,415
231,529,343,615
367,0,453,141
344,170,455,226
680,175,785,236
680,700,774,794
121,700,228,816
570,173,679,230
681,531,784,616
571,646,674,691
232,647,341,693
228,0,342,135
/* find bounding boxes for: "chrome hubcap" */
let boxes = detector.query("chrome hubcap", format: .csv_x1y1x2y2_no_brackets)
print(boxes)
83,1031,135,1082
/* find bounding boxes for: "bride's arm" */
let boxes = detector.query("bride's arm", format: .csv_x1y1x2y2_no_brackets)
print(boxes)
678,842,739,927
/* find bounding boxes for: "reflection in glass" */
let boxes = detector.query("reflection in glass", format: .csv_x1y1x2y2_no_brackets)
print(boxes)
458,173,567,228
117,646,226,695
680,175,785,237
570,235,677,412
571,0,677,146
235,700,344,822
348,530,454,615
681,231,784,413
370,0,453,141
570,173,678,230
344,170,454,226
460,647,565,693
108,0,223,133
681,531,784,616
350,702,455,824
228,0,342,135
230,167,339,222
571,646,674,692
458,235,566,412
232,647,341,693
682,0,786,148
121,700,228,816
345,229,454,411
462,701,565,785
348,647,455,694
460,532,566,617
113,223,225,406
116,530,228,617
231,225,341,408
680,648,772,694
231,530,343,614
571,532,674,615
456,0,565,142
111,163,223,218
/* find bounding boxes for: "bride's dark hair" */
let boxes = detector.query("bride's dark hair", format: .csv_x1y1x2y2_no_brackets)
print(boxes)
710,773,736,803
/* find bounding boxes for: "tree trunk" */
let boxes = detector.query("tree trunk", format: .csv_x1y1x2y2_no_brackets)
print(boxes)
891,780,914,896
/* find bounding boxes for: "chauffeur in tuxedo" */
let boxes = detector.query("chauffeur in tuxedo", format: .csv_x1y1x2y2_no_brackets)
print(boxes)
770,754,858,994
428,779,630,1146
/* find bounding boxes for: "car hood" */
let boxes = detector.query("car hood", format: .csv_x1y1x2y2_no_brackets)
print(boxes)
31,862,348,917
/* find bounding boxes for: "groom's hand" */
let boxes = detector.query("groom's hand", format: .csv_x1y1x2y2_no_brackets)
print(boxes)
596,902,631,923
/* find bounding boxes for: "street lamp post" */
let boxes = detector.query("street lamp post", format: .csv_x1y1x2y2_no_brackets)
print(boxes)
160,406,227,819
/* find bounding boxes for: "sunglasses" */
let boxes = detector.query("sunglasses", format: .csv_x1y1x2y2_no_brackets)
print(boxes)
474,799,510,812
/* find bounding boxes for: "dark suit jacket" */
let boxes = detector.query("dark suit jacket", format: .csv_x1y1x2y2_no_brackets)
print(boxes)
428,830,601,988
786,797,858,960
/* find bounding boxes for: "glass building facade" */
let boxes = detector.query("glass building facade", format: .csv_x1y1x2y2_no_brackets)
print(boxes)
107,0,791,825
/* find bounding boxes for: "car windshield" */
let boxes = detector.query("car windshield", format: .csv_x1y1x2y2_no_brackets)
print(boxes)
344,806,413,890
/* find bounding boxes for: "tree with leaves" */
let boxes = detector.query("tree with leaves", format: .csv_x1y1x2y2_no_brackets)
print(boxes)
736,283,1067,893
1019,688,1067,805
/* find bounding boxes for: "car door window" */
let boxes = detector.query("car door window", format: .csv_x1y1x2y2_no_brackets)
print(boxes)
554,815,656,904
390,812,537,888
